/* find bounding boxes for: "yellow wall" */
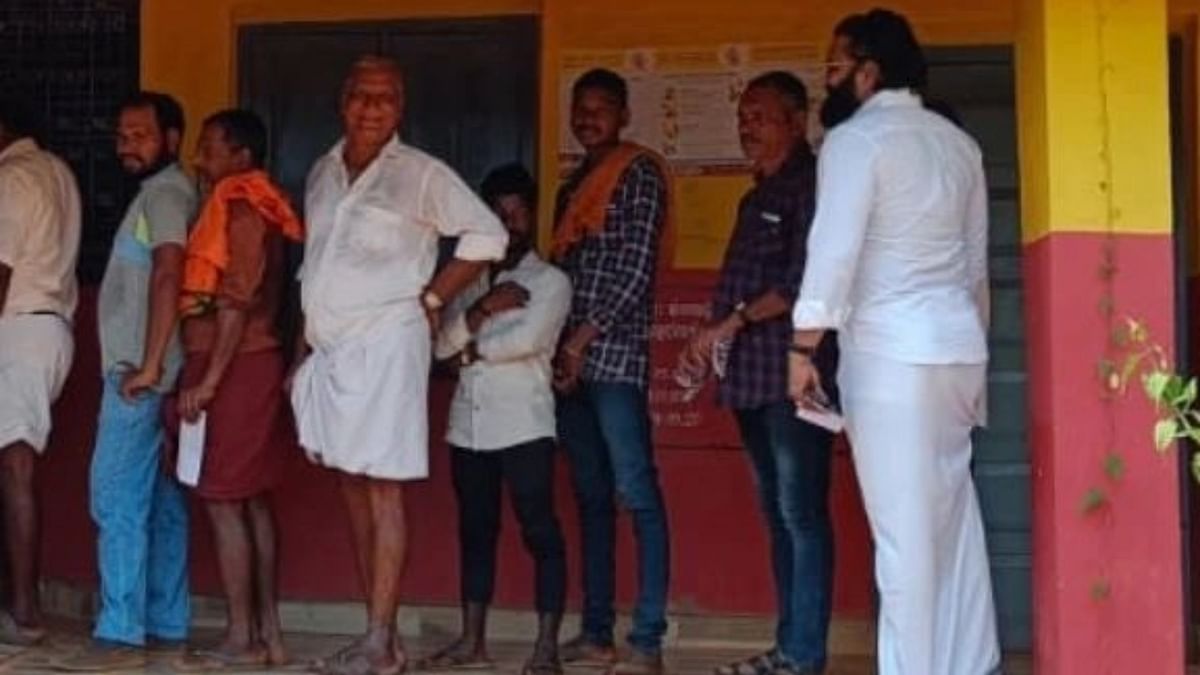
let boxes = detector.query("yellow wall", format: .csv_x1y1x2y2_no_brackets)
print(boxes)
141,0,1197,254
1017,0,1173,242
142,0,1019,261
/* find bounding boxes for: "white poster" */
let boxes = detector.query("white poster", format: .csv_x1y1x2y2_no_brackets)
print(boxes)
558,43,825,175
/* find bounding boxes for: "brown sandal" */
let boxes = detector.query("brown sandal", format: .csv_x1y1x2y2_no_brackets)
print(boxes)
174,647,270,672
416,642,494,671
0,611,45,647
316,639,407,675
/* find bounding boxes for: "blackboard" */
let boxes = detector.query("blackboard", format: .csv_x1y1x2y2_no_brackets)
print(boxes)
0,0,141,283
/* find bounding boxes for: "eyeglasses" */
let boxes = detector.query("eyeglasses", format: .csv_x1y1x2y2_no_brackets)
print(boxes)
792,60,861,73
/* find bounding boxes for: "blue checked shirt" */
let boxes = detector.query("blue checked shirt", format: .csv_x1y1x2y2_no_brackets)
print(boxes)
555,155,666,388
713,144,837,409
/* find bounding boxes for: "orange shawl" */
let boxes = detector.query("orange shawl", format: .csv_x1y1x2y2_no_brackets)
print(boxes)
552,142,675,267
181,170,304,315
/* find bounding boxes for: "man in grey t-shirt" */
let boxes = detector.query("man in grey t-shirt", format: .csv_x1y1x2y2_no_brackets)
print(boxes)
56,92,196,672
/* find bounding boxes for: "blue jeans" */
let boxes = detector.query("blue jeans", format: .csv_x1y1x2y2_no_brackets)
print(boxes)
734,401,834,669
89,373,190,646
558,381,670,654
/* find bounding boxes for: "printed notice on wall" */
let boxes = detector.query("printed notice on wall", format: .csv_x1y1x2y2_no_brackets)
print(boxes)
558,43,824,176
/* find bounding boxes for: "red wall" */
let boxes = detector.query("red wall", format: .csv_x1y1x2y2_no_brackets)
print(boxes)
38,287,874,618
1026,233,1184,674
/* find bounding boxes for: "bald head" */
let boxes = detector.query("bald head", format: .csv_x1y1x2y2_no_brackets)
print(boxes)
341,55,405,150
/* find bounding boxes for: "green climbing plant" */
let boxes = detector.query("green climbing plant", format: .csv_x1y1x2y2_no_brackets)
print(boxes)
1114,318,1200,482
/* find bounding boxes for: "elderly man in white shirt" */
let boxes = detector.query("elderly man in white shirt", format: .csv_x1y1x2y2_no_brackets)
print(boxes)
0,98,81,646
291,57,507,675
788,11,1000,675
422,163,571,675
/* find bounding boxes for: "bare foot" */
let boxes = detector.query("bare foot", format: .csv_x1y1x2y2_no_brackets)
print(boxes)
522,642,563,675
361,629,404,674
261,629,288,665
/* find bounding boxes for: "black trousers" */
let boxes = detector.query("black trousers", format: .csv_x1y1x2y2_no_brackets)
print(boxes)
450,438,567,613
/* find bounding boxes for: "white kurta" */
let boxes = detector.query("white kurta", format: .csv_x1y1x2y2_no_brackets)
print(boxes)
793,90,1000,675
293,136,507,480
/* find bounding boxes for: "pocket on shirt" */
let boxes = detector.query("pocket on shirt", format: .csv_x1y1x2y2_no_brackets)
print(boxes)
342,204,411,262
754,219,788,257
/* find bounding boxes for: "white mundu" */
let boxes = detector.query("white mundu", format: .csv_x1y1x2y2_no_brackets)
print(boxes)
793,89,1000,675
292,136,507,480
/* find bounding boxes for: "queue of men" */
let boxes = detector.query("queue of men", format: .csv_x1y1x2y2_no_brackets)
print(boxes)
0,8,1001,675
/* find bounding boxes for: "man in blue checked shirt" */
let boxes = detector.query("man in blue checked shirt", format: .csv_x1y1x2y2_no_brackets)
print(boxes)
682,71,837,675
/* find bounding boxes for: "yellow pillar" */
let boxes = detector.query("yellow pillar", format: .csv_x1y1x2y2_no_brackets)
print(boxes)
1016,0,1183,672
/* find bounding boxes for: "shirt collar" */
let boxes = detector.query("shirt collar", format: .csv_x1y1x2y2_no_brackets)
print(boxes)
142,162,185,188
860,88,922,114
0,138,39,163
499,251,541,280
755,142,813,185
330,134,404,161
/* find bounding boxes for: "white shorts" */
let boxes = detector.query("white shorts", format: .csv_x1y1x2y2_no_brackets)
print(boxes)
292,309,431,481
0,314,74,453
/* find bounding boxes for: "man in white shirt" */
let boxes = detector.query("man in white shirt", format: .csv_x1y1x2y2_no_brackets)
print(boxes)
291,56,507,675
423,163,571,675
0,98,81,646
788,10,1000,675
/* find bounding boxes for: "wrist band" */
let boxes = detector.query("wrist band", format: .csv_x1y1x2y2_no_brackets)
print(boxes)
789,343,817,358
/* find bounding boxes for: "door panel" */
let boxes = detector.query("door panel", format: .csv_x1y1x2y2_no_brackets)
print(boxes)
927,46,1032,651
238,17,538,204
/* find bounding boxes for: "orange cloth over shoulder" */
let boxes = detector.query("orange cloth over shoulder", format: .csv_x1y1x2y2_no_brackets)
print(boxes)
181,169,303,315
552,142,676,268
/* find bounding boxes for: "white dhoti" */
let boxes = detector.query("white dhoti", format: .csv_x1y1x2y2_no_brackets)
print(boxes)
0,314,74,453
292,308,431,481
839,347,1001,675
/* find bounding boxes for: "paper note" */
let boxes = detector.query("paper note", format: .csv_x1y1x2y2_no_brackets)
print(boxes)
795,403,846,434
177,412,206,487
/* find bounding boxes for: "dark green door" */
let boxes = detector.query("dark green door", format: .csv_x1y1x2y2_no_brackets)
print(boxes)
926,46,1032,651
237,16,538,202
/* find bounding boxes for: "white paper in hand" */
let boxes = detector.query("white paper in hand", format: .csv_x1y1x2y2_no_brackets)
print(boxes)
795,401,846,434
177,412,207,487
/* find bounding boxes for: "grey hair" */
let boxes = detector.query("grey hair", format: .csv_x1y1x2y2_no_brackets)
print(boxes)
342,55,405,101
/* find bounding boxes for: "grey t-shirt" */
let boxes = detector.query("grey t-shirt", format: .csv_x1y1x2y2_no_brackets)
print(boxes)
98,163,196,390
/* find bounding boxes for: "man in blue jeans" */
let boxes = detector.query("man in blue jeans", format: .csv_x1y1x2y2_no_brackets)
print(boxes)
551,68,672,675
55,92,195,672
683,72,835,675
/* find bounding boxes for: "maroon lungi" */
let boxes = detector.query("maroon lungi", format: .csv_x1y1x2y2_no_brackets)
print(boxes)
166,349,290,500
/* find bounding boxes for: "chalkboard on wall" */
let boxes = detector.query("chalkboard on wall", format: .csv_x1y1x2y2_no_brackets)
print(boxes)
0,0,141,284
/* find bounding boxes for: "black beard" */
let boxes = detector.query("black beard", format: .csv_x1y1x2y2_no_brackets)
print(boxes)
819,80,862,129
129,151,174,180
